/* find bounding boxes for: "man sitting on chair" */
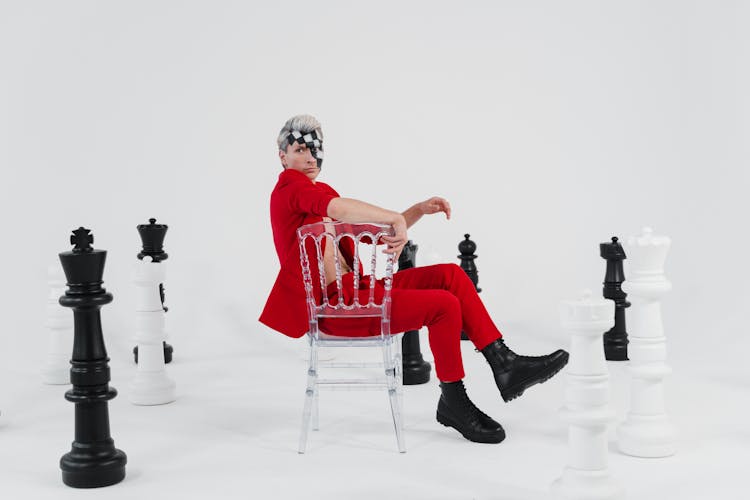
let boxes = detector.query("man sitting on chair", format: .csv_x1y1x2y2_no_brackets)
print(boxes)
260,114,569,444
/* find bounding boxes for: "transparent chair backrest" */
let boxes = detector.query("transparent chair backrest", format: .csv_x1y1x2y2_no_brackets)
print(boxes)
297,221,395,336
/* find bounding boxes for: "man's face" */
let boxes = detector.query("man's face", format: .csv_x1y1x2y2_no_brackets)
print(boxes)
280,143,320,182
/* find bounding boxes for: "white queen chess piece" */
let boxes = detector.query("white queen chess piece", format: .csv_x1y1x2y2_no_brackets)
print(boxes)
129,219,176,405
42,263,73,384
552,289,623,500
617,227,676,457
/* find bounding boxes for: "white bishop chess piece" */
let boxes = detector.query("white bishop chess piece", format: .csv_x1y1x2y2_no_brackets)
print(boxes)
617,226,676,457
551,289,623,500
42,263,73,385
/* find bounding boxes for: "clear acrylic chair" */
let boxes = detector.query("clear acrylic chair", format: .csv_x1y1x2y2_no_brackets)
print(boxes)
297,221,405,454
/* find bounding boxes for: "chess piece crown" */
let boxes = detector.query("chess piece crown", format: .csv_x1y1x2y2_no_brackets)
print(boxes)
560,289,612,330
59,227,110,302
137,218,169,262
398,240,418,270
627,227,671,279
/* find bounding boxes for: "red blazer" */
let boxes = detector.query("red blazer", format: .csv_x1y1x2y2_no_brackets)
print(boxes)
259,169,345,338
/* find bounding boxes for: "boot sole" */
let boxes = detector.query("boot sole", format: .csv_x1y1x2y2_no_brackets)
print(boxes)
436,411,506,444
501,351,569,403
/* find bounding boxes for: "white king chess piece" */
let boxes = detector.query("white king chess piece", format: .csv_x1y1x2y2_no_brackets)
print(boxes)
617,227,676,457
130,254,176,405
552,289,623,500
42,263,74,384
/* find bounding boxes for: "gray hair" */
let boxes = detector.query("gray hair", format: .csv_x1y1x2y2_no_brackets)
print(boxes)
277,114,323,151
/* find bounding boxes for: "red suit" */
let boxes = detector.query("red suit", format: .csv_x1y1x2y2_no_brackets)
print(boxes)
260,169,502,381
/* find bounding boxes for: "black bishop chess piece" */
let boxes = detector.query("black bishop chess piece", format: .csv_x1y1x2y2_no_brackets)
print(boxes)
58,227,127,488
133,218,173,364
398,240,432,385
458,234,481,341
600,236,630,361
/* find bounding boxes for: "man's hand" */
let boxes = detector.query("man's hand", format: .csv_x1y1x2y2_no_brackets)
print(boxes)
382,215,408,260
419,196,451,220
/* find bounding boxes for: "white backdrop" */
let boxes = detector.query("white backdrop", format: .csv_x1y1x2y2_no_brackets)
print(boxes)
0,1,748,496
2,0,747,352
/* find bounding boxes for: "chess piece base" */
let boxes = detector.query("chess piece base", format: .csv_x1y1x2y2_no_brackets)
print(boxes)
551,467,624,500
402,356,431,385
61,448,127,488
129,373,177,406
603,341,628,361
401,330,431,385
617,414,676,457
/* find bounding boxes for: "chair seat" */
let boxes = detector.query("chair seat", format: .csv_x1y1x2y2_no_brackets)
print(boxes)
313,331,398,346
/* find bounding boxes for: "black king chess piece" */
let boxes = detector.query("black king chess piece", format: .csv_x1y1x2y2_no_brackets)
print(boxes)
600,236,630,361
58,227,127,488
133,218,173,364
398,240,432,385
458,234,481,341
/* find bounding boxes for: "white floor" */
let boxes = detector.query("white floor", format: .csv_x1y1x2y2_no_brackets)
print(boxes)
1,310,747,500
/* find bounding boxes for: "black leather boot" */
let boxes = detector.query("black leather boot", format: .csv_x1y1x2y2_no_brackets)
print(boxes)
481,339,569,402
436,380,506,444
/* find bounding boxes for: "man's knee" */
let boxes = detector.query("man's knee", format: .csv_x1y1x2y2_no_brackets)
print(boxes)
440,262,472,286
431,263,461,279
427,291,462,327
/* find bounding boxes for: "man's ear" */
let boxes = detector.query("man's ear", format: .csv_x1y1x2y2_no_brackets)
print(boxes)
278,149,287,169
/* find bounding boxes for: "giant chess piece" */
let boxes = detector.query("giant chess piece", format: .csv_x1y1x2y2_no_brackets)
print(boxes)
458,234,481,341
42,263,74,384
398,240,432,385
133,218,173,364
129,218,176,405
58,227,126,488
617,227,676,457
600,236,631,361
551,290,623,500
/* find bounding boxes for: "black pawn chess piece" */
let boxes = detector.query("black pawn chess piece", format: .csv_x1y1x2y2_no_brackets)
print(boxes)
133,218,173,364
458,234,481,341
398,240,432,385
600,236,630,361
58,227,127,488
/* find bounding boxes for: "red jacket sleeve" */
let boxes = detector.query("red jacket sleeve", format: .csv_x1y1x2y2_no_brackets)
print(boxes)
288,179,338,217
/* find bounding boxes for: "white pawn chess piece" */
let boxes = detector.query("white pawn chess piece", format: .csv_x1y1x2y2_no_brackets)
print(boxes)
617,227,676,457
42,264,73,384
129,255,176,405
551,289,623,500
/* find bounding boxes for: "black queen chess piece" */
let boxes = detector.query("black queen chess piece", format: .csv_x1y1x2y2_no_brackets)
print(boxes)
458,234,481,341
133,218,173,364
600,236,630,361
58,227,127,488
398,240,432,385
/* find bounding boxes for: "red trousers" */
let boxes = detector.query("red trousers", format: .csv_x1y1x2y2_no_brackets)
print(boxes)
321,263,503,382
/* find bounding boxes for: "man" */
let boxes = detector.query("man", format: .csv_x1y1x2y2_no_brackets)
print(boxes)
260,114,569,444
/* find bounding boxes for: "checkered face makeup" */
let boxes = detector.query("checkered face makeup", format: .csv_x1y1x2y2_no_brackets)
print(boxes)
287,130,324,170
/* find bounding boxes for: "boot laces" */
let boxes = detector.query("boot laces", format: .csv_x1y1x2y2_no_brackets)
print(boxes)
455,384,491,423
481,340,547,366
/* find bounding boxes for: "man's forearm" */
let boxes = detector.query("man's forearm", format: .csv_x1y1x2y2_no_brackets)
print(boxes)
401,203,424,229
327,197,404,226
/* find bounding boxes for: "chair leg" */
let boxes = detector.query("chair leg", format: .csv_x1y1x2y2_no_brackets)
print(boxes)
396,337,405,434
312,388,320,431
299,388,315,454
382,340,406,453
388,387,406,453
299,341,318,454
